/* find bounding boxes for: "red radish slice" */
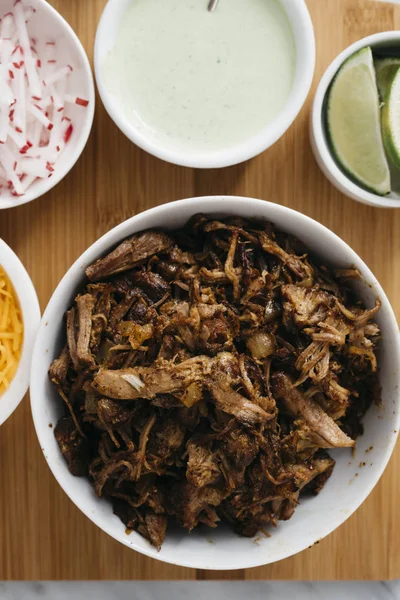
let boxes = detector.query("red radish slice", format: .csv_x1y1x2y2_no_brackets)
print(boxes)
0,108,8,143
19,157,50,178
28,103,53,130
31,116,42,147
24,6,36,23
48,84,64,112
0,65,16,106
0,145,24,195
0,79,15,106
7,124,26,148
14,1,41,98
0,39,14,65
1,13,15,39
63,122,73,143
64,94,89,107
20,172,35,191
11,62,26,131
42,65,72,87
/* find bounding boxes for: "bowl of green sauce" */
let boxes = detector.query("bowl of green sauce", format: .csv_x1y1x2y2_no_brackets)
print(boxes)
95,0,315,168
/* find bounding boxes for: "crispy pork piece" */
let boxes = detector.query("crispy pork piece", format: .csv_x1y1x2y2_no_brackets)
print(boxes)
76,294,96,365
209,381,272,426
281,284,331,328
128,269,170,303
93,351,272,425
66,306,79,370
143,511,167,551
285,455,335,490
167,482,226,531
97,398,132,427
272,372,354,448
54,416,88,476
86,231,173,281
92,355,212,400
186,440,221,488
258,232,312,280
49,345,70,385
146,417,185,463
89,284,112,353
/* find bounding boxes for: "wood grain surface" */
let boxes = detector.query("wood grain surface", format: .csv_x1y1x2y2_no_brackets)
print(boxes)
0,0,399,581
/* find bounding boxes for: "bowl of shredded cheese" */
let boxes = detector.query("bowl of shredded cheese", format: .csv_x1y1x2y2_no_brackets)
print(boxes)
0,238,40,426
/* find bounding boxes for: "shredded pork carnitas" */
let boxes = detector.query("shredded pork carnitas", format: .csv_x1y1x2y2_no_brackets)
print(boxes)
50,215,380,549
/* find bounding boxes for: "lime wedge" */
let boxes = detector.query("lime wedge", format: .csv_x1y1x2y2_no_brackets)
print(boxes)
375,57,400,101
382,66,400,169
326,46,391,196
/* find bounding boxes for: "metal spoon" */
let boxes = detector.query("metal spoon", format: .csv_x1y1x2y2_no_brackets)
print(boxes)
208,0,219,11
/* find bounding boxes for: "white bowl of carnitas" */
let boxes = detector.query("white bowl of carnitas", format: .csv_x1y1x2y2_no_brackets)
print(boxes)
30,196,400,570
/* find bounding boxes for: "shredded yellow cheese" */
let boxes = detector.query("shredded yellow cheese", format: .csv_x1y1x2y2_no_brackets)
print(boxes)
0,266,23,395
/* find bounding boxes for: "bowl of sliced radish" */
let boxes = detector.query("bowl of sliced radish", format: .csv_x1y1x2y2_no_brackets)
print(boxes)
0,0,95,209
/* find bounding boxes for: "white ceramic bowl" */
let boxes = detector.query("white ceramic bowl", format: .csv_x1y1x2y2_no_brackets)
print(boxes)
94,0,315,168
311,31,400,208
0,0,95,210
30,196,400,570
0,238,40,425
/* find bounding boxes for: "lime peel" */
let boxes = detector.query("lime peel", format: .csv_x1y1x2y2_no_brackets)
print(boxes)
326,46,391,196
375,56,400,101
382,66,400,170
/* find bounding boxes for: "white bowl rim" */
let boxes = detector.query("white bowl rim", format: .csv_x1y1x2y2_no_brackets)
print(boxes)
0,0,95,210
94,0,315,169
311,30,400,209
30,196,400,570
0,238,40,425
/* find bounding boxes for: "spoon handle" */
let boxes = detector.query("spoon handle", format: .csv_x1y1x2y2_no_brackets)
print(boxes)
208,0,219,11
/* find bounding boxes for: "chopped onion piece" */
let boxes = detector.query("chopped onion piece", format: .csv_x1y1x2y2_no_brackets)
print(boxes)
246,332,276,360
121,373,145,392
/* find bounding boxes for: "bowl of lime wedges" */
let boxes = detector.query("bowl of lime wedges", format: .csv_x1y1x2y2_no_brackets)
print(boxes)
311,31,400,208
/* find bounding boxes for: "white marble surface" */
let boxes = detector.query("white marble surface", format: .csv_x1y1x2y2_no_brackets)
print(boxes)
0,582,399,599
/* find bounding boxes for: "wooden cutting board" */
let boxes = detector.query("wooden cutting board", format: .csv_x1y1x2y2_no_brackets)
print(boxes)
0,0,399,581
